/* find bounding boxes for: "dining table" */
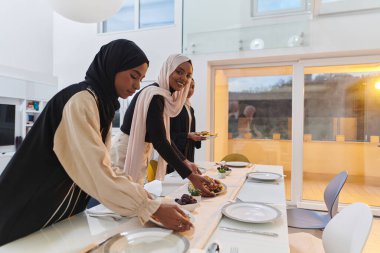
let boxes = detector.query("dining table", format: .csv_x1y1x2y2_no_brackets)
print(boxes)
0,162,290,253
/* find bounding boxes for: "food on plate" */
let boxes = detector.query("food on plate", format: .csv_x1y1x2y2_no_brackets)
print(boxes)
188,176,225,196
194,131,217,137
175,194,198,205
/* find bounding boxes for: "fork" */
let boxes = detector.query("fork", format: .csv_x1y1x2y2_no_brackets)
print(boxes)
230,247,239,253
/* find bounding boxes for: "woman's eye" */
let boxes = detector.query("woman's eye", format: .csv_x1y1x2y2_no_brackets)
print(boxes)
131,74,137,80
176,70,184,75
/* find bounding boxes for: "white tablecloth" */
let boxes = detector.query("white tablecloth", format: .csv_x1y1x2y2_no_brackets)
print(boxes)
0,163,289,253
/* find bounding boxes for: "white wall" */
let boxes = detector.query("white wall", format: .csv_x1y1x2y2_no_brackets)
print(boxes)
52,4,380,161
0,0,54,75
53,1,183,89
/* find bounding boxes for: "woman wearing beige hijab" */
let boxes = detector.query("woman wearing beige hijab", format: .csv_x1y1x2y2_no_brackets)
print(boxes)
111,54,213,196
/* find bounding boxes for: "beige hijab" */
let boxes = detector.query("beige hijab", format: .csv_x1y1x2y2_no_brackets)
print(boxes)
124,54,192,183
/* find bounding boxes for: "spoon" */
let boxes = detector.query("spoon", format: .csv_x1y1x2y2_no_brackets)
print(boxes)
206,242,220,253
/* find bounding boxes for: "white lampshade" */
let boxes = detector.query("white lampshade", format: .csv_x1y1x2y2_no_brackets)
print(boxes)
49,0,124,23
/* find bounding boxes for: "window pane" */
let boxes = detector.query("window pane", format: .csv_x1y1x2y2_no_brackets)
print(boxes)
140,0,174,29
103,0,135,33
304,65,380,142
257,0,304,13
303,63,380,207
228,75,292,140
214,66,293,200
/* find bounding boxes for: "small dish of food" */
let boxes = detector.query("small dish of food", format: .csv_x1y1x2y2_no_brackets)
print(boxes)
217,164,231,176
174,194,200,212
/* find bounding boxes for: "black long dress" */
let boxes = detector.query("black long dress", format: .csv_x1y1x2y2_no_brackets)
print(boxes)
0,39,152,246
167,105,201,173
0,84,94,245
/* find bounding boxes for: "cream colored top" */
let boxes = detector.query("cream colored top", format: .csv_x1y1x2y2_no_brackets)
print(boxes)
53,91,160,224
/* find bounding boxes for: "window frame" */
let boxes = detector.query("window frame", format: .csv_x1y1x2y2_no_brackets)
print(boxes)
99,0,175,34
251,0,311,18
210,53,380,215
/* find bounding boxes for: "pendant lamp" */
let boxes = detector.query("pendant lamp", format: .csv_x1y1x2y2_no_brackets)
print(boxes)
49,0,124,23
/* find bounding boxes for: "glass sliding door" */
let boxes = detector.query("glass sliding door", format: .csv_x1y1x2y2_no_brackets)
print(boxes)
303,63,380,206
213,65,293,199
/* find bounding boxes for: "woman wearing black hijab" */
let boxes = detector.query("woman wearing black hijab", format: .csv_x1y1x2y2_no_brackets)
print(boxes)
0,39,192,246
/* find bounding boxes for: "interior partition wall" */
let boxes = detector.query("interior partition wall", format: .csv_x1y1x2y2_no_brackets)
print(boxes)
211,55,380,214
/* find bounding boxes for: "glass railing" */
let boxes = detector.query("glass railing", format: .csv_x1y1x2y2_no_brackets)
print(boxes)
183,0,311,55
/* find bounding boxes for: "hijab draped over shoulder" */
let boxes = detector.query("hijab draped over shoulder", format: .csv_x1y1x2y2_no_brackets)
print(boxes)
124,54,192,182
84,39,149,142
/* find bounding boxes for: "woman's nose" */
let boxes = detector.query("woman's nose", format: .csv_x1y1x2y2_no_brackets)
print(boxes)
133,82,140,90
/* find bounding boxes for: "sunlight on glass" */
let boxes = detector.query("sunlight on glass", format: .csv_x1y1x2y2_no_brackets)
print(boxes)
103,0,135,32
257,0,303,13
140,0,174,28
375,82,380,90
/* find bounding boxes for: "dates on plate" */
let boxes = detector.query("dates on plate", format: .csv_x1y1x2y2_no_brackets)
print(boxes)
175,194,197,205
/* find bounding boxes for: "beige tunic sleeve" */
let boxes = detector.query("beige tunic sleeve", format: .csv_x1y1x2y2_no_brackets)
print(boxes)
53,91,160,224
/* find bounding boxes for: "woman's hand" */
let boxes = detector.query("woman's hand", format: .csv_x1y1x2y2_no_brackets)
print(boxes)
152,203,193,232
184,160,201,175
187,132,206,141
188,173,215,197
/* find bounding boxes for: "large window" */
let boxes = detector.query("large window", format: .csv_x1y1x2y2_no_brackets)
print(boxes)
302,63,380,207
213,60,380,210
104,0,135,33
252,0,311,16
213,66,293,200
140,0,174,29
304,66,380,142
102,0,174,33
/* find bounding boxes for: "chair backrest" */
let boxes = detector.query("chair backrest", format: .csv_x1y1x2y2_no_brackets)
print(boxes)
221,153,250,163
322,202,373,253
324,171,348,218
146,160,158,182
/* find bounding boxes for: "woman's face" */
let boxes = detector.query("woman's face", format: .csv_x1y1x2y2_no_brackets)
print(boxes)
169,61,193,92
187,80,195,98
114,63,148,99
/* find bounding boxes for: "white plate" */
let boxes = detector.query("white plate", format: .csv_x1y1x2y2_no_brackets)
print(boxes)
247,172,282,181
225,161,250,168
149,209,195,228
103,228,189,253
222,202,281,223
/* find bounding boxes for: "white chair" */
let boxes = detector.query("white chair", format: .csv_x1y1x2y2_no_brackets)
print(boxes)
289,202,373,253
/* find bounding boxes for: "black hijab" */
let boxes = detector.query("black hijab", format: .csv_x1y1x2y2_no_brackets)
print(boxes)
84,39,149,141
